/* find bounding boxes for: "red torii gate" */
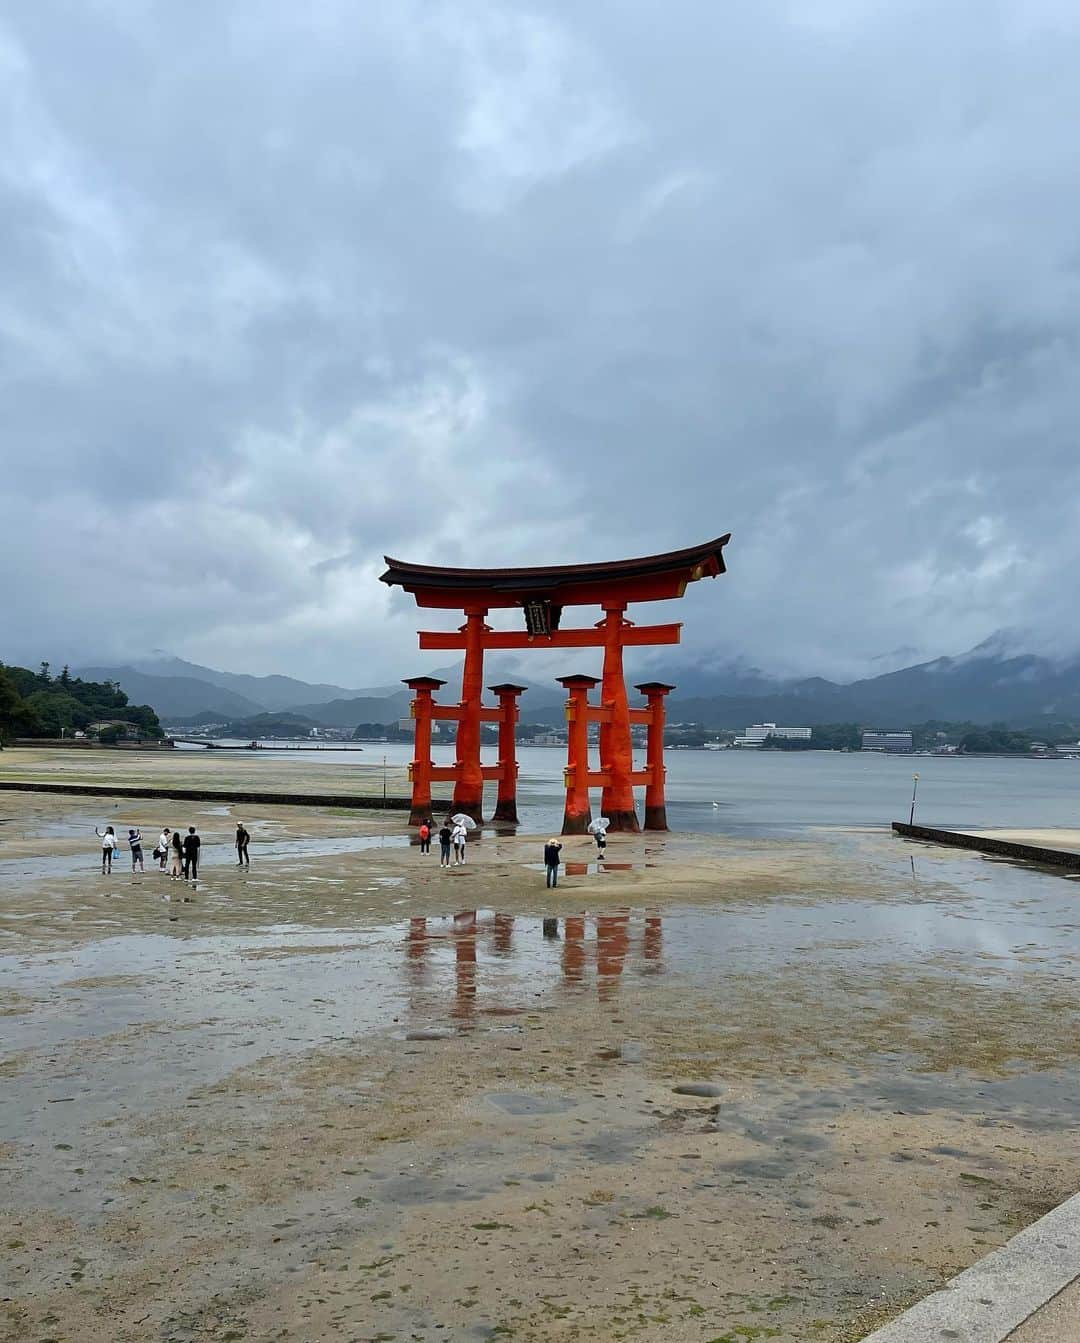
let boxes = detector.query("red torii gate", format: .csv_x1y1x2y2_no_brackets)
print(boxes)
381,535,729,833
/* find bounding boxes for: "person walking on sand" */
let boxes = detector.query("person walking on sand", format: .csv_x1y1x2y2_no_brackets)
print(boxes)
451,820,467,865
169,827,184,879
157,827,171,870
544,837,563,888
235,822,250,867
417,818,432,855
95,825,118,874
127,828,144,873
182,825,201,881
438,821,453,867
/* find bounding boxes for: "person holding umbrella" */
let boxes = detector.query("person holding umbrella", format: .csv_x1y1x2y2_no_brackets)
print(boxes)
450,813,475,864
588,817,610,859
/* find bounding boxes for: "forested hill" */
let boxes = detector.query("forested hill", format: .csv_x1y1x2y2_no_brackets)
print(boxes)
0,662,163,742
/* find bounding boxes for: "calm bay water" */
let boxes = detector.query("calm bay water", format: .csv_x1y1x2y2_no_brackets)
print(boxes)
197,743,1080,836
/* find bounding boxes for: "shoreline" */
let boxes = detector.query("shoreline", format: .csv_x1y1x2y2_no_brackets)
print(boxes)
0,778,442,811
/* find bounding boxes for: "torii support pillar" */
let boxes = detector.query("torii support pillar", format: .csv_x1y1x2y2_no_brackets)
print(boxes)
489,683,526,823
635,681,675,830
600,604,639,832
558,674,598,835
404,676,446,826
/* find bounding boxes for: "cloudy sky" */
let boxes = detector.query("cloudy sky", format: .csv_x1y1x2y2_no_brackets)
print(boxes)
4,0,1080,688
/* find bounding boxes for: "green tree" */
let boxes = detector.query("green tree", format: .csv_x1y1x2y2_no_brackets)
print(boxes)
0,666,43,741
959,727,1033,754
0,661,163,741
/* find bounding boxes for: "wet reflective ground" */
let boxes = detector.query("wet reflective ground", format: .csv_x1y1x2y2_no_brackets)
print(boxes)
2,791,1080,1341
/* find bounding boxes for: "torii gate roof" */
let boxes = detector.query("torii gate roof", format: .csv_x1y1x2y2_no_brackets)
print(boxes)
380,534,730,609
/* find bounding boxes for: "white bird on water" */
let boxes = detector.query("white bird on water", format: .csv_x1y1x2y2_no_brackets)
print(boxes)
712,801,720,808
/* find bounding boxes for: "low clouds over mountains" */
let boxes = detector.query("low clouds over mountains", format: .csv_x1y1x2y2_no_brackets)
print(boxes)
81,634,1080,731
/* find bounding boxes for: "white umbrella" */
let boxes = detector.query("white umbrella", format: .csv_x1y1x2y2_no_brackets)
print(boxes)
587,818,611,834
450,813,478,831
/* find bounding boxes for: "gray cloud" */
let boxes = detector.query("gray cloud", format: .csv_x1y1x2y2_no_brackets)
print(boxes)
3,0,1080,685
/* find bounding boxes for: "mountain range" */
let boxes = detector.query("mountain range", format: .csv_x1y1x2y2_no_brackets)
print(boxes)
74,634,1080,733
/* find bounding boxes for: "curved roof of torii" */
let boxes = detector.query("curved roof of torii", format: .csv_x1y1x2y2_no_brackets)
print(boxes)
380,534,730,609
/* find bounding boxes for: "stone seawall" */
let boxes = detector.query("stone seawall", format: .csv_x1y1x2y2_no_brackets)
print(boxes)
0,780,452,813
892,820,1080,870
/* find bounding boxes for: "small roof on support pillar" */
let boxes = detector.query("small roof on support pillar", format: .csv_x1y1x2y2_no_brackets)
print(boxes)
380,535,730,610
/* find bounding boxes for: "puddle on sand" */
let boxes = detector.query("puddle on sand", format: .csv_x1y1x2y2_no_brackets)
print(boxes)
3,844,1079,1214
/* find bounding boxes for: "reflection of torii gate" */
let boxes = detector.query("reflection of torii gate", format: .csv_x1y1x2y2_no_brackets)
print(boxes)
380,535,729,833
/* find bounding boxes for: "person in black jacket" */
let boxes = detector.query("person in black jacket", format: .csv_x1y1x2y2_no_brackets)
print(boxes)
543,838,563,888
182,826,201,880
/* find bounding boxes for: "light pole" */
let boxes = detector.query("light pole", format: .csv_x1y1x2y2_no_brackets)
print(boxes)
909,772,920,825
382,754,387,809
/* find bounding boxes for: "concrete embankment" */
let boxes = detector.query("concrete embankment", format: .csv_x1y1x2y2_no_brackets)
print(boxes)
863,1192,1080,1342
0,780,450,812
893,821,1080,870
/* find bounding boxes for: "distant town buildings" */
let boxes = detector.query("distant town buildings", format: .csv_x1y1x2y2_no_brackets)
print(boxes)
733,722,812,747
861,730,913,753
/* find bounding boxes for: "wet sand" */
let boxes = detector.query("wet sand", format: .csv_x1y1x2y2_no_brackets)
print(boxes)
2,755,1079,1342
969,827,1080,853
0,743,412,797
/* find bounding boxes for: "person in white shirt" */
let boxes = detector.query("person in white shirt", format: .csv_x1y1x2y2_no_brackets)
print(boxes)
451,823,467,865
95,825,117,874
158,829,171,871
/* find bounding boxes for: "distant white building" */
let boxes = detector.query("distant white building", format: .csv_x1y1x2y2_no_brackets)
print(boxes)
862,730,913,753
733,722,812,747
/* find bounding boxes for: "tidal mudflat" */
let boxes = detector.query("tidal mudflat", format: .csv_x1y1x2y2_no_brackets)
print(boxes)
1,765,1079,1342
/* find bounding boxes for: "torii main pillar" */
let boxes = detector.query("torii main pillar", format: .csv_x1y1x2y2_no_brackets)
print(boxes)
452,608,489,824
599,604,638,832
